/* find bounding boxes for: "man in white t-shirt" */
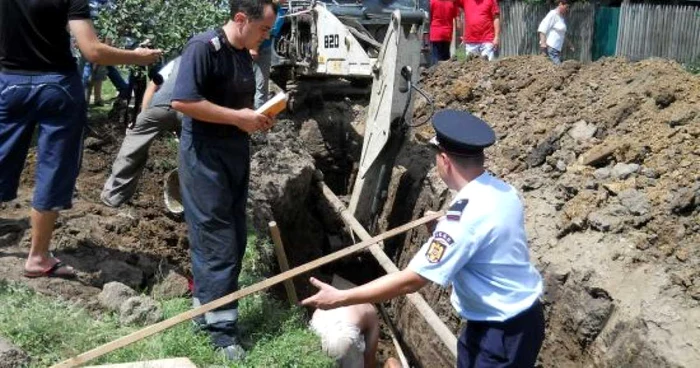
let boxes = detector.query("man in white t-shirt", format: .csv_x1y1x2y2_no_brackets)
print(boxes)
101,57,183,207
538,0,570,64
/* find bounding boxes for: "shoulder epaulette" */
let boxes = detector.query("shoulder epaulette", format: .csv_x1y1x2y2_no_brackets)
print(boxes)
446,199,468,221
209,36,222,51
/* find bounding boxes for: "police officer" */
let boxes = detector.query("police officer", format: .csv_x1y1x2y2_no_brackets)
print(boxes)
170,0,278,361
302,110,545,367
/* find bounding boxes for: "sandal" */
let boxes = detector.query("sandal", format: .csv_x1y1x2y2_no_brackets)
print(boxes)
24,258,77,279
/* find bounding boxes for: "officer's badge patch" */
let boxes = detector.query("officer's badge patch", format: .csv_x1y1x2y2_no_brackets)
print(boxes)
446,199,468,221
433,231,454,245
426,240,446,263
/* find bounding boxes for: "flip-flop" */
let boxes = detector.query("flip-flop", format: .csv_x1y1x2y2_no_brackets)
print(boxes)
24,259,76,279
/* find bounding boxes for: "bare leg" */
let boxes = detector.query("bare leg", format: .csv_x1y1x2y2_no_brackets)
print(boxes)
24,209,74,276
353,304,379,368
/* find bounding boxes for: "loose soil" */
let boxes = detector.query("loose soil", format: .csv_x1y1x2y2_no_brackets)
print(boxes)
376,56,699,368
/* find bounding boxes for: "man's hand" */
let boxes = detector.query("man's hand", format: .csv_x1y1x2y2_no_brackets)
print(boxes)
301,277,346,310
492,36,500,50
133,47,162,66
235,108,274,133
250,49,259,60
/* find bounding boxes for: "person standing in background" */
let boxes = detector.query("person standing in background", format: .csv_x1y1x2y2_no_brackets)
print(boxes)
429,0,460,64
538,0,570,65
0,0,161,279
459,0,501,61
251,3,286,109
101,56,182,208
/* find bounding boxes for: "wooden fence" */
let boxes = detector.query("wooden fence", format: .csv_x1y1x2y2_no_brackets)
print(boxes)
499,0,595,62
616,2,700,64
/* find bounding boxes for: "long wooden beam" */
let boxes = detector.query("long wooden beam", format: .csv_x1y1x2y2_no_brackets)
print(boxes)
51,211,445,368
319,182,458,357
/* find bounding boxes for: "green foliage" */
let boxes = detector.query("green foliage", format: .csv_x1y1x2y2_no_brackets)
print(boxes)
95,0,229,58
685,57,700,75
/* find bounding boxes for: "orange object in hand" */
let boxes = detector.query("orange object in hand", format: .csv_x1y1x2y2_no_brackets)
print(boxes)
255,92,288,117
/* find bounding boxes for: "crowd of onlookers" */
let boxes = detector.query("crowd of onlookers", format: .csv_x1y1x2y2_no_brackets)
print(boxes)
429,0,571,65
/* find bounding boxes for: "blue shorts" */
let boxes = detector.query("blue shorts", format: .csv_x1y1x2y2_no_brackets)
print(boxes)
458,300,545,368
0,71,87,211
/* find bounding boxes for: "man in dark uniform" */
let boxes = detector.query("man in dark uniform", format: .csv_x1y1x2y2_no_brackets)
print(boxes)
0,0,160,278
302,110,545,367
170,0,278,361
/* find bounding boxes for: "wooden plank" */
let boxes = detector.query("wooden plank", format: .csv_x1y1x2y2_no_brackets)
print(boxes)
84,358,197,368
319,181,459,358
269,221,299,306
51,210,446,368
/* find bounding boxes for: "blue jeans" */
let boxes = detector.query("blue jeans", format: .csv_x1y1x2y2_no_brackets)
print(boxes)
0,71,87,210
81,62,129,98
546,47,562,65
179,131,250,347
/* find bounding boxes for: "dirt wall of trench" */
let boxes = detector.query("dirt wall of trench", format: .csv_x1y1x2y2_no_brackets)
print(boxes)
370,56,699,368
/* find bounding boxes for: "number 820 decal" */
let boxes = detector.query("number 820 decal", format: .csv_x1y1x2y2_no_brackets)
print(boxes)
324,34,340,49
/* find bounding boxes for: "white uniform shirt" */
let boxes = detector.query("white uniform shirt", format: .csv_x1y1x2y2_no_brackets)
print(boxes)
408,172,543,322
538,9,567,51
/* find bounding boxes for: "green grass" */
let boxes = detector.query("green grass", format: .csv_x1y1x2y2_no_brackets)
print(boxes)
685,60,700,75
0,233,334,368
86,79,119,121
453,45,467,61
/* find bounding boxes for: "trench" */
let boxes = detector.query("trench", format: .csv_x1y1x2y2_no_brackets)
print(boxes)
253,90,458,367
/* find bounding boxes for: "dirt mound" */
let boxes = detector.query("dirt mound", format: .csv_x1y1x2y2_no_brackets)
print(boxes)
387,56,699,367
0,113,330,302
416,56,699,298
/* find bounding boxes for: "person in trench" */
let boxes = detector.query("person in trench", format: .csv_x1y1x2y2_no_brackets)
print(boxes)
169,0,278,361
302,110,546,367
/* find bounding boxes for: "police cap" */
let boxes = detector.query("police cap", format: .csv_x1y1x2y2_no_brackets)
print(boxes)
428,109,496,156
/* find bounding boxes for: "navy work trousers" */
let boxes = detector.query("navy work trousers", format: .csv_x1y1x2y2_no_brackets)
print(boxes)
457,300,545,368
178,130,250,347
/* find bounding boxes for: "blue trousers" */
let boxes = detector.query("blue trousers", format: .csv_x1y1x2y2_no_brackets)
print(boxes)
546,47,562,65
178,131,250,347
81,62,129,98
457,300,545,368
431,41,451,65
0,71,86,210
253,46,272,109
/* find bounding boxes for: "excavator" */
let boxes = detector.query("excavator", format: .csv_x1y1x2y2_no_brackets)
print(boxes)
166,2,432,234
270,0,429,89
